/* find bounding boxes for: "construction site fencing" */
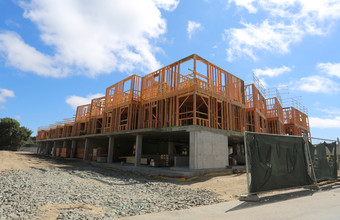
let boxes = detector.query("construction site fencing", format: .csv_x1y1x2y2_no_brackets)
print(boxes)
244,132,315,194
308,137,339,182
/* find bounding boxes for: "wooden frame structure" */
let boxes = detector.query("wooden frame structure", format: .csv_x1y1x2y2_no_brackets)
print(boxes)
139,54,244,131
39,54,311,140
104,75,141,132
283,107,310,137
37,126,50,140
245,84,267,132
87,96,105,134
266,97,284,134
73,104,91,136
62,118,75,137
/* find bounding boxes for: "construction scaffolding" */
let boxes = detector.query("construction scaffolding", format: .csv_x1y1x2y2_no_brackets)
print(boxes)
38,54,310,140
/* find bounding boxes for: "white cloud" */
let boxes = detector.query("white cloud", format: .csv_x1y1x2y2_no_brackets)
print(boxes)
320,107,340,115
154,0,179,11
0,88,15,103
0,0,179,78
187,21,203,39
253,66,291,77
229,0,257,13
0,31,67,77
65,93,105,110
317,62,340,78
225,20,303,61
226,0,340,61
291,75,340,94
310,116,340,128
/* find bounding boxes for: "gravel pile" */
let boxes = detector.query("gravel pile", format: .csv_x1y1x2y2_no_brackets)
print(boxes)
0,166,223,219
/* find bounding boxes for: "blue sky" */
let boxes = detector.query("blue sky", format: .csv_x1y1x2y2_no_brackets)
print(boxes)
0,0,340,141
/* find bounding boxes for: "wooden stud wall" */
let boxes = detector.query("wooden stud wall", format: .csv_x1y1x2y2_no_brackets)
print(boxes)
87,96,105,134
245,84,267,133
40,54,312,139
283,107,310,137
266,97,284,134
73,104,91,136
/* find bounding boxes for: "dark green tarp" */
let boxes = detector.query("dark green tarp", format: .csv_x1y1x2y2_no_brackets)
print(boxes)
308,141,337,182
246,133,314,193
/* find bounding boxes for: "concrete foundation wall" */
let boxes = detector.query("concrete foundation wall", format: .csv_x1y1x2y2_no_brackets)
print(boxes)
190,130,229,169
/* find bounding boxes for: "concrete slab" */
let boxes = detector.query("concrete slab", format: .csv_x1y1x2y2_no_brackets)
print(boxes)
121,184,340,220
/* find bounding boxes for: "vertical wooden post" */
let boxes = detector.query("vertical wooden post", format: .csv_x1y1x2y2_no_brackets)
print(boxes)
193,92,197,125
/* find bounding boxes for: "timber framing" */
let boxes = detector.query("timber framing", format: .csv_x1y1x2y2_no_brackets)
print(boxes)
266,97,285,134
283,107,311,137
245,84,267,133
36,54,310,141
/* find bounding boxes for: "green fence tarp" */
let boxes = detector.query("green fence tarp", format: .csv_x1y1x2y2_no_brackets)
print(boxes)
246,133,314,193
308,141,337,182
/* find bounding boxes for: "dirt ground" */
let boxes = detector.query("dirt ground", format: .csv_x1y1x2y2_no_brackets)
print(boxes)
178,174,247,200
0,151,248,201
0,151,88,170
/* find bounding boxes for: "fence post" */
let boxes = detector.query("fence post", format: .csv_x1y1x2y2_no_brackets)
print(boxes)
244,131,250,195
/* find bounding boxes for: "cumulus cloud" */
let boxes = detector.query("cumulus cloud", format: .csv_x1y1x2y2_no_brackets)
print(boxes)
291,75,340,94
309,116,340,128
0,88,15,103
187,21,203,39
66,93,105,110
317,62,340,78
253,66,292,77
0,0,179,78
226,0,340,61
0,31,67,77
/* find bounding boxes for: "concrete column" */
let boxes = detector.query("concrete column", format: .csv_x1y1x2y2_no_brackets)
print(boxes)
168,141,174,165
63,140,67,148
52,141,57,157
70,140,76,158
189,130,229,169
107,136,115,163
47,142,53,155
43,142,47,154
134,135,143,166
84,138,90,160
36,142,41,154
189,131,198,169
168,142,174,157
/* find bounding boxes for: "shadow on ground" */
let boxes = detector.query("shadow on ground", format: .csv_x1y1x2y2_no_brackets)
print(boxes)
225,182,340,213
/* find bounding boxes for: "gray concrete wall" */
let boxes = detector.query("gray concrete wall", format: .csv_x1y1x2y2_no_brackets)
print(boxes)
19,145,38,152
189,130,228,169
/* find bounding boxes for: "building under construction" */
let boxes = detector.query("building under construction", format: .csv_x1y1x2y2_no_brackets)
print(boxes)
37,54,311,171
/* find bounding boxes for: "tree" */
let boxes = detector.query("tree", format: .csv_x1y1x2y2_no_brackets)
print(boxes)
0,117,33,150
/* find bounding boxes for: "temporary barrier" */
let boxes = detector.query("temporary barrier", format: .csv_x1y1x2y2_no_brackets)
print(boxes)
244,132,315,194
309,137,338,182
